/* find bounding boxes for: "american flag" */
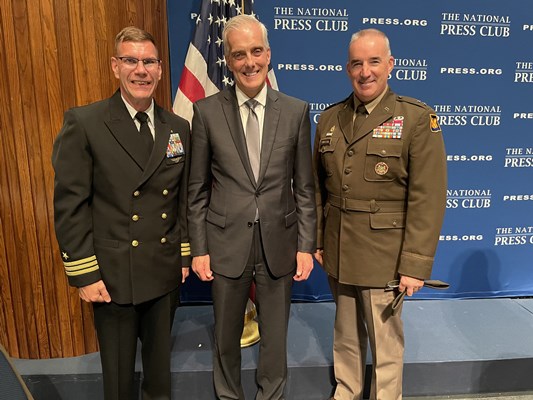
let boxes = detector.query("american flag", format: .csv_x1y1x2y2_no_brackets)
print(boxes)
173,0,278,123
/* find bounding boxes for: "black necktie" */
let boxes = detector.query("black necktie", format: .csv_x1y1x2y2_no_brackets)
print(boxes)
135,112,154,155
351,103,368,140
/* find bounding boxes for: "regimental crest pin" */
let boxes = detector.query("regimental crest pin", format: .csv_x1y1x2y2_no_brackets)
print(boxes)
326,125,335,137
375,162,389,176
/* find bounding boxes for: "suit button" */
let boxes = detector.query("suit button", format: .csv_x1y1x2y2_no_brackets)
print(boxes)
381,149,387,155
161,213,167,219
162,189,169,196
342,184,350,192
392,220,397,227
160,237,167,244
132,240,139,247
132,215,139,222
344,168,351,175
347,150,354,157
133,190,140,197
247,222,253,227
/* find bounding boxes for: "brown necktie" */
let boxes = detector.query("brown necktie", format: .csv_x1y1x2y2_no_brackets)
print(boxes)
135,111,154,156
351,103,368,140
245,99,260,182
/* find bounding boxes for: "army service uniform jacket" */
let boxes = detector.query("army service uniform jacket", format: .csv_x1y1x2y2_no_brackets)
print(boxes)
314,88,446,287
52,91,191,305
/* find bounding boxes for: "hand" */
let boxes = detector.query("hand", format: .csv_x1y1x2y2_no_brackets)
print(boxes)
181,267,190,283
398,275,424,297
313,249,324,266
294,252,314,281
192,255,214,281
78,280,111,303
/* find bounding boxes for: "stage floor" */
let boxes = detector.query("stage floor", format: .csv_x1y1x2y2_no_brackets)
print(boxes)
12,298,533,399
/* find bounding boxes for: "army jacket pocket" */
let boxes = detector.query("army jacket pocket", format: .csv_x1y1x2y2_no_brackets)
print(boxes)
369,212,406,230
364,139,403,182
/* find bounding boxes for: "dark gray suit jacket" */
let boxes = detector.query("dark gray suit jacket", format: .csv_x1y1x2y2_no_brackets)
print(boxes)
53,91,191,304
188,87,316,278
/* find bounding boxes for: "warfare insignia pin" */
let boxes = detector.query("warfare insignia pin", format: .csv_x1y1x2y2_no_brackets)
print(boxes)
375,162,389,176
430,114,442,133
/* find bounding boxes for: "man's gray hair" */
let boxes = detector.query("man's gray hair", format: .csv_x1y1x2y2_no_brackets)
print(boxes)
349,28,391,56
223,14,270,57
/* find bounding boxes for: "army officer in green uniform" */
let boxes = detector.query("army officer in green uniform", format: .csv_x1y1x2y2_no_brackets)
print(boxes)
313,29,446,400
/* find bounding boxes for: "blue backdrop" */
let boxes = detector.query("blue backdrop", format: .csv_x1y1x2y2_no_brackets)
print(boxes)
168,0,533,302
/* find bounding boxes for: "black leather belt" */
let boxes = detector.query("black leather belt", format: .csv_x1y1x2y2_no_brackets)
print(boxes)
385,279,450,315
327,194,405,213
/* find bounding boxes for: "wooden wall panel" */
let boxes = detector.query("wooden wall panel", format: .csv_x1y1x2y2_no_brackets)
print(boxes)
0,0,173,359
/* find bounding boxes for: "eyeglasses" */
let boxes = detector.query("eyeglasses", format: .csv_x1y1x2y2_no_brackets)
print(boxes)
116,56,161,69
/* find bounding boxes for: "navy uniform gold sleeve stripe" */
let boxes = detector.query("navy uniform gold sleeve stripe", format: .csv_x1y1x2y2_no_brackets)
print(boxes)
63,255,100,277
181,242,191,257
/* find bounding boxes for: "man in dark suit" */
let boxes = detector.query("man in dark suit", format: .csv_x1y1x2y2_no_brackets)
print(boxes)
188,14,317,400
314,29,446,400
52,27,191,400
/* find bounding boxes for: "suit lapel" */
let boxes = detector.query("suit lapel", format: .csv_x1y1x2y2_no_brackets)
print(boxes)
222,89,257,186
257,88,280,186
104,91,149,169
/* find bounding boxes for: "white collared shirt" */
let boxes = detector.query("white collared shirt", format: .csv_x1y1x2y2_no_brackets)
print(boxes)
236,84,267,151
122,96,156,140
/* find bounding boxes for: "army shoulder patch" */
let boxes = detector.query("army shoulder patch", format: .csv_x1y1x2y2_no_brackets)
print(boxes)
430,114,441,133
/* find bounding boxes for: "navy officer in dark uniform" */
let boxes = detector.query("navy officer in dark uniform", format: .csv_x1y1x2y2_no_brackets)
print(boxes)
52,26,191,400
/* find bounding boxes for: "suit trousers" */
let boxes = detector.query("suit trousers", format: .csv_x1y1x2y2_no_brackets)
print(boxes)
328,276,404,400
212,223,293,400
93,287,179,400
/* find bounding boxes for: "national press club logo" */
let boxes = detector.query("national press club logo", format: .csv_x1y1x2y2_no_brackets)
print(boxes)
495,226,533,246
389,58,428,82
446,188,492,209
434,104,502,127
503,147,533,168
273,6,348,32
440,12,511,37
